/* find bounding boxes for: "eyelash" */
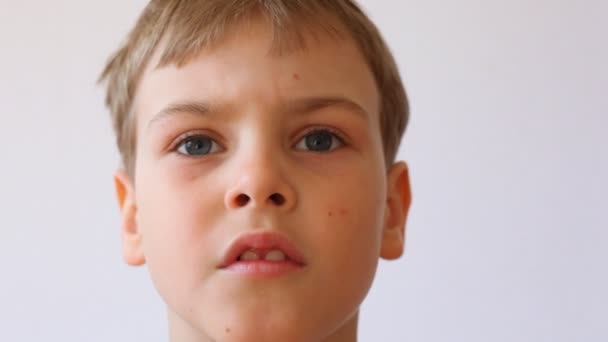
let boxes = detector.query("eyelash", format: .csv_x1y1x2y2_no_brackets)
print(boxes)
171,126,348,157
171,131,223,155
296,126,346,147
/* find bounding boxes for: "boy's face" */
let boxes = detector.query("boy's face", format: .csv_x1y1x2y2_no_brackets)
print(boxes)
114,18,410,342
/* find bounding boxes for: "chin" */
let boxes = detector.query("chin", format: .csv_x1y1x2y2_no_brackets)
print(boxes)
202,307,328,342
209,323,316,342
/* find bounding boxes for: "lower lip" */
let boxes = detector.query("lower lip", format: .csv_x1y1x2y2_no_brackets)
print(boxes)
222,260,305,277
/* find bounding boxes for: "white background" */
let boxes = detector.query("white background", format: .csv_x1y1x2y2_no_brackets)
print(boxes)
0,1,606,341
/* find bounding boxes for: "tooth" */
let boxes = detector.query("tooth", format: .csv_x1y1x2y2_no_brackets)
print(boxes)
240,250,260,261
265,250,286,262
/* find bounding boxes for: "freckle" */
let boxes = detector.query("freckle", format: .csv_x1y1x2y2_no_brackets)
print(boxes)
293,73,300,80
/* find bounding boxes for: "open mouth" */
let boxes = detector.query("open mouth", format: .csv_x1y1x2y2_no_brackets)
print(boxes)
219,231,306,276
238,248,289,262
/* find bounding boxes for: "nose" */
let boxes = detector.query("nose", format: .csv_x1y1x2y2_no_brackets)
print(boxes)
224,157,297,211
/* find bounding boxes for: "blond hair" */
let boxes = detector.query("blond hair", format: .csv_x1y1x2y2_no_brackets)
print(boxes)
99,0,409,176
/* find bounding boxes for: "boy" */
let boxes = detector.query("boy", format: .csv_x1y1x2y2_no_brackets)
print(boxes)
99,0,412,341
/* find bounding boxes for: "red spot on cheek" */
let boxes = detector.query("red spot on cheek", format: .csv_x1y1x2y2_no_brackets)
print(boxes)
328,209,348,218
293,73,300,80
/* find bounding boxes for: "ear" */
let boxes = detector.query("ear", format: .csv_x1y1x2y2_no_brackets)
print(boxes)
113,169,145,266
380,162,412,260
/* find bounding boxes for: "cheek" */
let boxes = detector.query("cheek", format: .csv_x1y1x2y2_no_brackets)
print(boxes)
322,164,386,233
134,171,224,301
316,173,387,273
137,165,225,245
310,196,385,319
324,203,384,263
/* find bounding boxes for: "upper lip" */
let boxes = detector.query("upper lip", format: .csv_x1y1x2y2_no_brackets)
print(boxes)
218,231,307,268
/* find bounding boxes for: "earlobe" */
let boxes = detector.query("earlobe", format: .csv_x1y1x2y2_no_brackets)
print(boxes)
113,169,146,266
380,162,412,260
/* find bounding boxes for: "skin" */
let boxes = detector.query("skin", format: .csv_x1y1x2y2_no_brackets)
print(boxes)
114,17,411,342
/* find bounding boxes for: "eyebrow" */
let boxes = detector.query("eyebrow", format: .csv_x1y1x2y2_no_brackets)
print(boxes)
288,96,370,120
147,101,214,131
146,96,369,132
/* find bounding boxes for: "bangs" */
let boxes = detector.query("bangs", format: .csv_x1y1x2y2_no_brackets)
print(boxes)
155,0,346,68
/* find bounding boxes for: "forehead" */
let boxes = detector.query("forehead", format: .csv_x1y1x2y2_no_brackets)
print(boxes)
133,17,380,129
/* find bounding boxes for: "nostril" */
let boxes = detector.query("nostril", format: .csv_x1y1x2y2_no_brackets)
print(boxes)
269,193,285,206
235,194,250,207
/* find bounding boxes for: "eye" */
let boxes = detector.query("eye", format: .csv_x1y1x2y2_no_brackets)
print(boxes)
175,135,222,156
295,129,344,152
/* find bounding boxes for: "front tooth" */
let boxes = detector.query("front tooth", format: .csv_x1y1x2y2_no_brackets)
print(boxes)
240,250,260,261
265,250,286,262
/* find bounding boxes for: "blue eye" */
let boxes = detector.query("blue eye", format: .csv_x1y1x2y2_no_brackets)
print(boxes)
295,129,344,152
176,135,221,156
